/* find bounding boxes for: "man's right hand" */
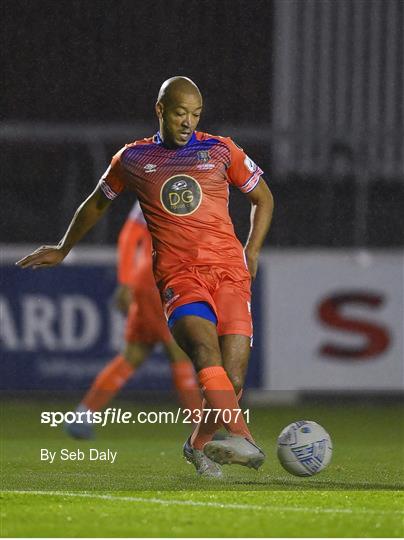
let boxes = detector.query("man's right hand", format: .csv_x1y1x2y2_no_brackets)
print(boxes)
16,245,67,269
15,186,112,270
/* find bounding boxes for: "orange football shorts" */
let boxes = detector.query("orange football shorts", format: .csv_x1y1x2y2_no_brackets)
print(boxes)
160,265,252,338
125,286,171,344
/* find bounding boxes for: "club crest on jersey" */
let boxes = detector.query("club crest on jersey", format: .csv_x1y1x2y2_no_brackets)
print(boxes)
160,174,202,216
197,150,211,163
196,150,215,170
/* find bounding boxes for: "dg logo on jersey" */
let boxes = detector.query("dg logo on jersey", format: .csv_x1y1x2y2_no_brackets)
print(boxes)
160,174,202,216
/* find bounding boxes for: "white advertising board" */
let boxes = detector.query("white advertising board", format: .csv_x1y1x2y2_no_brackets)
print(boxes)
262,250,404,391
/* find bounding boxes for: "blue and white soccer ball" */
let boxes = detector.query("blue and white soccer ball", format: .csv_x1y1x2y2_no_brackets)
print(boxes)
277,421,333,477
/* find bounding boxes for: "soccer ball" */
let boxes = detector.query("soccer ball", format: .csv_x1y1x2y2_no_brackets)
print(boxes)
277,420,333,477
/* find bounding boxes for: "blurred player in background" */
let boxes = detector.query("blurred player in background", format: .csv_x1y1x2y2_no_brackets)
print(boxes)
17,76,274,478
66,201,202,440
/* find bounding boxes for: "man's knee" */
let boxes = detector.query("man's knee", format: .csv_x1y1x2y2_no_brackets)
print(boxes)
171,316,222,370
187,341,221,371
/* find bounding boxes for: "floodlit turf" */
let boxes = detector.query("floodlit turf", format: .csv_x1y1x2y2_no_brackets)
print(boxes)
2,490,403,537
1,400,403,537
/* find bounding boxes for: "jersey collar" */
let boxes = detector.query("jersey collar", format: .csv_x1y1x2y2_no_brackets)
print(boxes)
154,131,197,148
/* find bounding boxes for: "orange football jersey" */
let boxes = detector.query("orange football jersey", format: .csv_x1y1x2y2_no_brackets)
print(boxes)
101,131,263,285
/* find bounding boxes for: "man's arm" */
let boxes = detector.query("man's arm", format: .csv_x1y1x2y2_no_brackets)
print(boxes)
244,177,274,279
16,185,112,269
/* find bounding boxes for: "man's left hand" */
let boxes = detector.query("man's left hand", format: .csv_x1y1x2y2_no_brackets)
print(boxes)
244,248,259,280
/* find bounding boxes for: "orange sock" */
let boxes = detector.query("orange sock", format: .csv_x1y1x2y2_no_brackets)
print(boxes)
191,390,243,450
170,360,202,419
191,366,251,449
82,354,135,411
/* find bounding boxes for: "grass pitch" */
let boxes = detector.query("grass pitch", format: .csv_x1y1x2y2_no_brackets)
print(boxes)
1,399,403,537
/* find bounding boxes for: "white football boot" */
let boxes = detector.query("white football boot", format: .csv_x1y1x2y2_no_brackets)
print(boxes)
203,435,265,470
183,437,223,478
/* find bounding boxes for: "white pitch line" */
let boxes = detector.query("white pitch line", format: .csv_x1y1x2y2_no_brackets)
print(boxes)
2,490,404,516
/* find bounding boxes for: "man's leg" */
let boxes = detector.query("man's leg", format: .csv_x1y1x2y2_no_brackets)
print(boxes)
220,334,250,394
171,316,253,444
66,342,151,439
81,342,152,411
202,333,265,469
189,334,250,449
164,338,202,419
162,274,262,471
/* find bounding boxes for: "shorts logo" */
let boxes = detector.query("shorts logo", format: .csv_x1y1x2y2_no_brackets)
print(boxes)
163,287,180,308
160,174,202,216
163,287,174,302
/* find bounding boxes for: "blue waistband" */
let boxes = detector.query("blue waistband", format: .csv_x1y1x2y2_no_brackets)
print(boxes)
168,302,217,328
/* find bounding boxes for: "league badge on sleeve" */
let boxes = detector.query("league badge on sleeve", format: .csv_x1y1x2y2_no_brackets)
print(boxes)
244,155,257,173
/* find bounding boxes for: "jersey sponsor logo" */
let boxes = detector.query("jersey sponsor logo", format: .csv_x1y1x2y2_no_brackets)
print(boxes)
160,174,202,216
144,163,157,173
244,155,257,173
172,180,188,191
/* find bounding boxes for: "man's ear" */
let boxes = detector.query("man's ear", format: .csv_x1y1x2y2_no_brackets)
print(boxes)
155,101,164,119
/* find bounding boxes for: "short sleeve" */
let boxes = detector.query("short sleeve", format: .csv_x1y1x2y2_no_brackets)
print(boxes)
98,149,126,200
225,138,264,193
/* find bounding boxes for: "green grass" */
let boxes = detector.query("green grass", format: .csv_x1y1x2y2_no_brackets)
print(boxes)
1,400,403,537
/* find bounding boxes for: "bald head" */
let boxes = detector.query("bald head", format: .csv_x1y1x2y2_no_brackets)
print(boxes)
155,76,203,148
157,76,202,106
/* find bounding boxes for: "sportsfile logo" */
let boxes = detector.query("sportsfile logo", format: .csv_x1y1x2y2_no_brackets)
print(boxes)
40,407,251,427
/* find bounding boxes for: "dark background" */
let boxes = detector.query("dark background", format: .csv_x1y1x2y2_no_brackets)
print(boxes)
2,0,403,246
3,0,273,124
